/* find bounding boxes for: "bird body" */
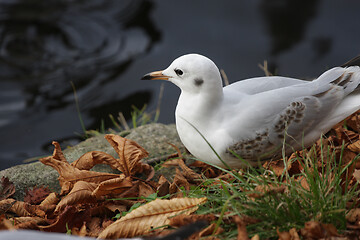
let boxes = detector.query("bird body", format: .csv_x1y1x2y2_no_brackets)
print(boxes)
142,54,360,168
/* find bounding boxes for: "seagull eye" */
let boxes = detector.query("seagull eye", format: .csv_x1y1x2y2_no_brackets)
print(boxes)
174,69,183,76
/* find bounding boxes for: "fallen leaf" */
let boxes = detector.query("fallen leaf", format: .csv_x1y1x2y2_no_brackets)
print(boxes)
56,181,97,212
132,162,155,181
232,216,249,240
169,168,190,195
157,175,170,197
300,221,340,239
9,201,32,217
348,139,360,153
71,151,119,171
190,161,221,178
40,142,119,194
14,216,47,230
40,192,59,206
347,208,360,223
169,214,216,227
98,197,207,239
40,205,91,232
0,198,16,215
0,176,15,201
138,181,155,198
0,214,15,230
103,203,127,213
248,184,285,199
190,222,223,239
250,235,260,240
87,217,103,237
50,141,67,162
104,134,149,176
24,186,51,205
346,111,360,133
92,176,133,198
289,228,301,240
277,228,291,240
71,221,87,236
353,170,360,183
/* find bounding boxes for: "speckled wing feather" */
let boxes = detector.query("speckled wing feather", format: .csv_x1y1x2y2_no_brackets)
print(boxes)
227,66,360,162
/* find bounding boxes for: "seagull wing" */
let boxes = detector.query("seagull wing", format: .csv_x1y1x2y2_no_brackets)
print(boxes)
226,66,360,161
224,76,308,95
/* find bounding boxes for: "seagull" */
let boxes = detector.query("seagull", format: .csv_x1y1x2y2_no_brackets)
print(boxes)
141,54,360,168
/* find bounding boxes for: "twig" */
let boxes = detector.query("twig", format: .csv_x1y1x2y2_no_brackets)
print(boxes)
117,112,130,130
258,60,273,76
220,69,230,86
154,83,164,122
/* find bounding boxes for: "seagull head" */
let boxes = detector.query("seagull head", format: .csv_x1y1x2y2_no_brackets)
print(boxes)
141,54,223,94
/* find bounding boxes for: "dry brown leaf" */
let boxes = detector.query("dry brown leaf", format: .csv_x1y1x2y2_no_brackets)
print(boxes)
232,216,249,240
347,208,360,223
157,175,170,197
0,198,16,215
92,176,133,198
348,139,360,153
71,151,119,170
40,142,119,194
25,204,46,218
346,111,360,133
24,186,51,205
40,192,59,206
132,162,155,181
191,222,224,239
0,176,15,201
169,214,216,227
335,127,358,144
298,176,310,191
87,217,103,237
190,160,221,178
9,201,32,217
56,181,98,212
98,197,207,239
14,216,47,230
162,158,182,167
0,214,15,230
40,205,91,232
138,181,155,198
178,160,202,183
263,159,285,176
104,203,127,213
248,185,285,199
353,170,360,183
289,228,301,240
104,134,149,176
250,235,260,240
300,221,340,239
277,228,291,240
50,141,67,162
169,168,190,195
71,222,87,236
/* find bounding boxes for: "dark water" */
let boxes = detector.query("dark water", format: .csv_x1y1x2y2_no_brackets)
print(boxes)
0,0,360,170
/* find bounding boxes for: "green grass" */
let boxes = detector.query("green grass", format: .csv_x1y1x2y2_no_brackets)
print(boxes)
185,141,359,239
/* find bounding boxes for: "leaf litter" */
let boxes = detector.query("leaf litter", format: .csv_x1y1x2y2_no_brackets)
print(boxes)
0,112,359,239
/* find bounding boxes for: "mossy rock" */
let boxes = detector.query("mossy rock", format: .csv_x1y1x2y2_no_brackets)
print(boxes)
0,123,185,200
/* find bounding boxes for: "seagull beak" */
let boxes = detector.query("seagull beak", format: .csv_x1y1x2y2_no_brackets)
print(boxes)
141,70,170,81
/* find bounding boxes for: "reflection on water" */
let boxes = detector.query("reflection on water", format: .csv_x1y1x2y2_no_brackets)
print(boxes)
0,0,160,169
260,0,320,55
0,0,159,118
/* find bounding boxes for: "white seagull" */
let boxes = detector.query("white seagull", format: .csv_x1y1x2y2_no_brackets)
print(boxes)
142,54,360,168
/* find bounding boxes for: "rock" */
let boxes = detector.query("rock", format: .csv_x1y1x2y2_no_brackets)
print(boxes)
0,123,185,200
